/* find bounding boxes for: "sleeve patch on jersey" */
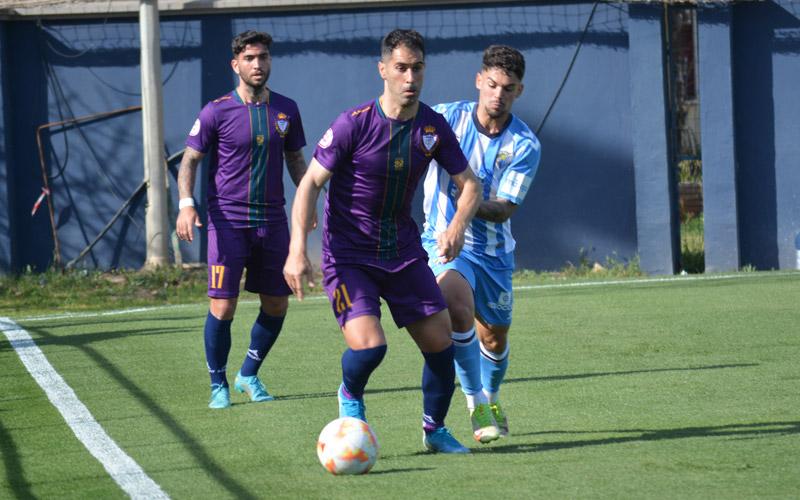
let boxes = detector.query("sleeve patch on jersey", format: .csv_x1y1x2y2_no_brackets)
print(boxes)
189,119,201,137
500,171,531,200
318,128,334,149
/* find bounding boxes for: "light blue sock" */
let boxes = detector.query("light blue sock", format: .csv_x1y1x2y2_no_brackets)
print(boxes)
480,342,509,395
451,328,483,396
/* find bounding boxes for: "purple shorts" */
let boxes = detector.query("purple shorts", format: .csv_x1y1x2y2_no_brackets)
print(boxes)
206,224,292,299
321,258,447,328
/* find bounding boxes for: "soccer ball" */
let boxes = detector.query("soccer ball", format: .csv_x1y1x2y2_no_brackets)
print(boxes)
317,417,379,475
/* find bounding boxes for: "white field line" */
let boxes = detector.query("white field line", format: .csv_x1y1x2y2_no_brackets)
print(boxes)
14,271,799,324
0,317,169,500
514,270,798,291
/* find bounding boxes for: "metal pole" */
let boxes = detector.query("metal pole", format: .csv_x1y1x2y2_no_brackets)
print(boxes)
140,0,169,268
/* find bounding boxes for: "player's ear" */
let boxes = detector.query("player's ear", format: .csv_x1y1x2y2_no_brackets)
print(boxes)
378,60,387,80
231,58,239,75
516,82,524,98
475,71,482,90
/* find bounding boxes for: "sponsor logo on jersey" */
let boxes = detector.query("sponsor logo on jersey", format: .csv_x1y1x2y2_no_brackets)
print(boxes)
394,158,404,171
256,134,265,146
351,105,372,117
319,128,334,149
189,119,201,137
421,125,439,156
275,112,290,137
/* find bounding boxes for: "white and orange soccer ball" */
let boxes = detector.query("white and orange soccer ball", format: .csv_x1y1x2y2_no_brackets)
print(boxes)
316,417,379,475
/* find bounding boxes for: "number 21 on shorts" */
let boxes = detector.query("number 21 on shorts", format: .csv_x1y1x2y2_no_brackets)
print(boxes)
334,283,353,314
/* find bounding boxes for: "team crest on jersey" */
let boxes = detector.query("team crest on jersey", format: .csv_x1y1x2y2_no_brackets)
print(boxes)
496,151,513,169
275,113,290,137
256,134,265,146
394,158,404,171
420,125,439,157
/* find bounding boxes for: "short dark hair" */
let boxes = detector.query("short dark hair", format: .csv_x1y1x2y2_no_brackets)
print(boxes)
232,30,273,57
482,45,525,81
381,29,425,59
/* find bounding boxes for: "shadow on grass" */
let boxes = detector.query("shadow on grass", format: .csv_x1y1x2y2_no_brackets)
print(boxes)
368,467,436,475
0,412,35,500
11,325,260,500
0,326,196,353
468,421,800,455
275,363,758,401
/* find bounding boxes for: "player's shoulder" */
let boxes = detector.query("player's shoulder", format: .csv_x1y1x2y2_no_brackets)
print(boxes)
433,100,474,115
344,99,376,121
208,91,236,107
268,89,301,112
509,115,540,150
419,101,458,125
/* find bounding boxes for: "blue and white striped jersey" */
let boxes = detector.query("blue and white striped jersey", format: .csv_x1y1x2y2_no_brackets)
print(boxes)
422,101,541,257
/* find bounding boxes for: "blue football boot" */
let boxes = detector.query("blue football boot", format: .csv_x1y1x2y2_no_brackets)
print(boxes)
423,427,470,454
208,384,231,409
234,371,274,402
337,383,366,421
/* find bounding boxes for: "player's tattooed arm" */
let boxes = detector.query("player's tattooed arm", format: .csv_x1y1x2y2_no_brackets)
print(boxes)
285,149,308,187
177,146,205,199
175,146,205,242
476,199,517,223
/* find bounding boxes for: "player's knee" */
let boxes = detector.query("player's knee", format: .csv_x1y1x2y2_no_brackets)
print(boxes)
481,329,508,353
448,303,475,332
210,298,237,320
260,295,289,316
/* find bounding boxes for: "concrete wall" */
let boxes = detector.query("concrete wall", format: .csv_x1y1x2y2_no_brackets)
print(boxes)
0,1,798,274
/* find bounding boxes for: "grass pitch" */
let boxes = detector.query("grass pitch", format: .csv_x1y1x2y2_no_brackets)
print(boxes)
2,272,799,499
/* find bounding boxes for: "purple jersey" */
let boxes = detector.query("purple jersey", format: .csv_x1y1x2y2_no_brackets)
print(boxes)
186,89,306,229
313,98,468,265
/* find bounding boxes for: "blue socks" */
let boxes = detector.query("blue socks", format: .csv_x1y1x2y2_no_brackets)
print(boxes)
421,344,456,432
240,310,285,377
451,328,483,396
204,311,232,387
480,342,509,395
341,345,387,399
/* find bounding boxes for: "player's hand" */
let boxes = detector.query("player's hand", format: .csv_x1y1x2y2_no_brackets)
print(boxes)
283,251,315,300
176,207,202,242
436,225,465,264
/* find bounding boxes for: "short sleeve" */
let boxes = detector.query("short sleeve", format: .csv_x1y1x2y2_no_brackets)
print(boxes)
496,137,541,205
432,113,468,176
312,112,354,172
185,103,216,154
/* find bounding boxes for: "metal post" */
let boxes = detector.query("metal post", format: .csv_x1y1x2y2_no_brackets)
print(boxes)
140,0,169,268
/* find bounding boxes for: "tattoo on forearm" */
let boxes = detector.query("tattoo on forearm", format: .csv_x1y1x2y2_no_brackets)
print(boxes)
285,150,308,187
476,200,513,223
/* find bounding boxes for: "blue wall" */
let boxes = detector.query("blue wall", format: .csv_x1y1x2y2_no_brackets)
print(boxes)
1,1,798,274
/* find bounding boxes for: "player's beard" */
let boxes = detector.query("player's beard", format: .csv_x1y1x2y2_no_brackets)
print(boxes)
242,68,270,93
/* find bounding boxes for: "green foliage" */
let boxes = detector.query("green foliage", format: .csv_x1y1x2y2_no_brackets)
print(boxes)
681,213,705,273
514,251,644,285
0,266,208,316
678,159,703,184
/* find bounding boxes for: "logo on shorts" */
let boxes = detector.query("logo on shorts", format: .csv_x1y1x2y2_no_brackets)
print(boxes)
488,292,512,311
420,125,439,157
319,128,334,149
189,119,201,137
275,113,290,137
